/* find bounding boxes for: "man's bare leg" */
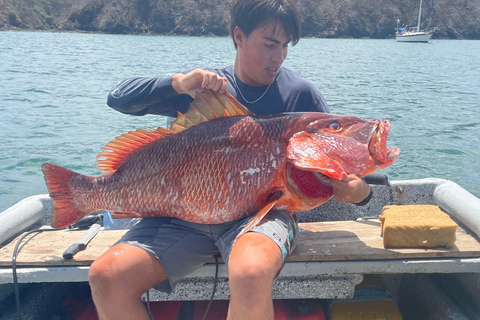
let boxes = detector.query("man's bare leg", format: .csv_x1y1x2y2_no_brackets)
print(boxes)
88,243,167,320
227,233,283,320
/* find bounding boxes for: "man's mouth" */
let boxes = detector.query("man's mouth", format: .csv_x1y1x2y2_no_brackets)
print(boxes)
265,67,279,77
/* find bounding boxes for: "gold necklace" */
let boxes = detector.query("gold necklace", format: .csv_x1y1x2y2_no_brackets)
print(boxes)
232,74,271,104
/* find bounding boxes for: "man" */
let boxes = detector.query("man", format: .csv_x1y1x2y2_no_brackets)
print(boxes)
89,0,372,319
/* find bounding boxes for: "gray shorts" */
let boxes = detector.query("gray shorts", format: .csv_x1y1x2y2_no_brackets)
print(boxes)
115,210,299,293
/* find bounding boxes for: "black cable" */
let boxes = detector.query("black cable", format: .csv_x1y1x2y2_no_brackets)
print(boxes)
144,256,219,320
202,255,219,320
146,289,155,320
12,228,58,320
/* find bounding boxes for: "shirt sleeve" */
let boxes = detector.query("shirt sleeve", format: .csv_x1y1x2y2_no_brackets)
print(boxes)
289,81,330,114
273,68,330,114
311,88,330,113
295,75,330,113
106,76,192,117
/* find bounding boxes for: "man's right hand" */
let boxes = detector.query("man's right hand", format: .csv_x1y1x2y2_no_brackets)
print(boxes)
172,69,228,99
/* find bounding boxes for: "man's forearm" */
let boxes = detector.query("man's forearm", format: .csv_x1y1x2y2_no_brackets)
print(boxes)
107,76,183,116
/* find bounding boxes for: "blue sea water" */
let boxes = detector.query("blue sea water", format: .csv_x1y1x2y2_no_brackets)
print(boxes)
0,31,479,212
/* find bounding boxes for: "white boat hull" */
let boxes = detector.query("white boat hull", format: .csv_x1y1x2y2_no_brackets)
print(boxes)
396,32,432,42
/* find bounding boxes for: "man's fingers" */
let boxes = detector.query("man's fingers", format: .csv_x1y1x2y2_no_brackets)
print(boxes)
202,73,228,93
331,174,371,203
204,74,218,89
173,69,228,98
214,77,228,93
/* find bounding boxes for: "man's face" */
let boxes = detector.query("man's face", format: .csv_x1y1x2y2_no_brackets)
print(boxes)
234,21,290,86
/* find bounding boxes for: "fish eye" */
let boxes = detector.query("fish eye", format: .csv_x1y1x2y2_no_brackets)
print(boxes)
329,122,341,131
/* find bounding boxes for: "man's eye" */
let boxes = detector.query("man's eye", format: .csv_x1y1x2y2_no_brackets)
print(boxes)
265,44,274,48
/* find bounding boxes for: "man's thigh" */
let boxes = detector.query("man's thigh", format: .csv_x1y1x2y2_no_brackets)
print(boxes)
116,217,220,292
216,211,299,266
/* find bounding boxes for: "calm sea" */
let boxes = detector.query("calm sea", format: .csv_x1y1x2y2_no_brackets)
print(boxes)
1,31,479,212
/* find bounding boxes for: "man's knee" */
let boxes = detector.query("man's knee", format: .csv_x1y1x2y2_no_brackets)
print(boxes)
88,258,119,295
229,253,281,284
89,259,109,282
88,244,168,297
228,233,284,283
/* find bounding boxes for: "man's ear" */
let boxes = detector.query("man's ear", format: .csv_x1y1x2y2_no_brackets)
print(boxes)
234,26,245,48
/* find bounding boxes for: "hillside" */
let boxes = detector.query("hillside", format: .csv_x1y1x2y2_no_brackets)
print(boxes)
1,0,479,39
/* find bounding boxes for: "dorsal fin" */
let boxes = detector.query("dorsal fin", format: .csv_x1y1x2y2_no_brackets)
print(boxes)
170,90,254,132
96,127,174,172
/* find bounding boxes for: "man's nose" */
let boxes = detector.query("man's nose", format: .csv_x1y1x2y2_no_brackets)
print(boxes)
271,47,287,63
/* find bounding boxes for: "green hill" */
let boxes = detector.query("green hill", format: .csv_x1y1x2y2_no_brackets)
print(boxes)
1,0,479,39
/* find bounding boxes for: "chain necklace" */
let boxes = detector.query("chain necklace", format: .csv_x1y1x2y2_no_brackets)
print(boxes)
232,74,271,104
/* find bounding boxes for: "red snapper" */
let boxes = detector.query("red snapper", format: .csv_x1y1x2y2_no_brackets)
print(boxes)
42,90,400,230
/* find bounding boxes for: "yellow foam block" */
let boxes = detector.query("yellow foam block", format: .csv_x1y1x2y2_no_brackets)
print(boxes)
328,299,403,320
379,205,457,248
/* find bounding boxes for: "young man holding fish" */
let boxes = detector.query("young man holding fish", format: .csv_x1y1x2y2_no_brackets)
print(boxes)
90,0,372,319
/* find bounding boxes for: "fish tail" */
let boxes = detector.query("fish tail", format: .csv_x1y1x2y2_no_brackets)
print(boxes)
41,163,92,229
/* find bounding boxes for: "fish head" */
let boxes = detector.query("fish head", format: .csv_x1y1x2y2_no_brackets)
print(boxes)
284,113,400,208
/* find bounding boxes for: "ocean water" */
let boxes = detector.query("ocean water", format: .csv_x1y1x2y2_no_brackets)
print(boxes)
0,31,479,212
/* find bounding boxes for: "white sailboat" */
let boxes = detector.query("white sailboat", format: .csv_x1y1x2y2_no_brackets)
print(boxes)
396,0,433,42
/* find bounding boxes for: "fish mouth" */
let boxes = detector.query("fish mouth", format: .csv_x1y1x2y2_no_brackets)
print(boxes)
369,120,400,164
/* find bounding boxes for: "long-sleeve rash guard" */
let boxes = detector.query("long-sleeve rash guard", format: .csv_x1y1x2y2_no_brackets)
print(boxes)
107,65,330,117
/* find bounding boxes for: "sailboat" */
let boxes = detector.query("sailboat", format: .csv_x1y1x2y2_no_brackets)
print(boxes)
396,0,433,42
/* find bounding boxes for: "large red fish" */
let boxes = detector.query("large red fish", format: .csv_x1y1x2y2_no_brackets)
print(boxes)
42,90,400,230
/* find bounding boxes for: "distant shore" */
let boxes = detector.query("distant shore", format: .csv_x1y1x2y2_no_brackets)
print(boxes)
2,0,479,40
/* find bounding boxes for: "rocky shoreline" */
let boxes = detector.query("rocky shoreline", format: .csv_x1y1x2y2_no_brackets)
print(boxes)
1,0,479,39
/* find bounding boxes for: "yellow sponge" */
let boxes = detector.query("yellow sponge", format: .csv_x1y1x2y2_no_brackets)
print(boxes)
379,205,457,248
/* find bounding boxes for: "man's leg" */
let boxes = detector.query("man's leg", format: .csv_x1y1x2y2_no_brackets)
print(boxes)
89,217,222,320
227,232,284,320
88,243,167,320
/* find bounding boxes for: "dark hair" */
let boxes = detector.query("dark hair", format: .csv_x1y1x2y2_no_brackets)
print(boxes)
230,0,301,48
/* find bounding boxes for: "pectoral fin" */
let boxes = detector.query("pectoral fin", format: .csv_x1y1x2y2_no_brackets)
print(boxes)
236,201,278,239
111,211,142,219
236,192,282,238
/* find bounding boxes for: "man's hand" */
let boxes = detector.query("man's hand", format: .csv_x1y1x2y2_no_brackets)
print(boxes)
172,69,228,98
331,173,371,204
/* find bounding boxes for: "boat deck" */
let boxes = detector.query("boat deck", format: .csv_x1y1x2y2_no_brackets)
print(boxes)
1,218,480,300
2,219,479,267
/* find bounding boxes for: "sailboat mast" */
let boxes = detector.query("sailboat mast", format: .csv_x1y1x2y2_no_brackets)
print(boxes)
417,0,423,32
